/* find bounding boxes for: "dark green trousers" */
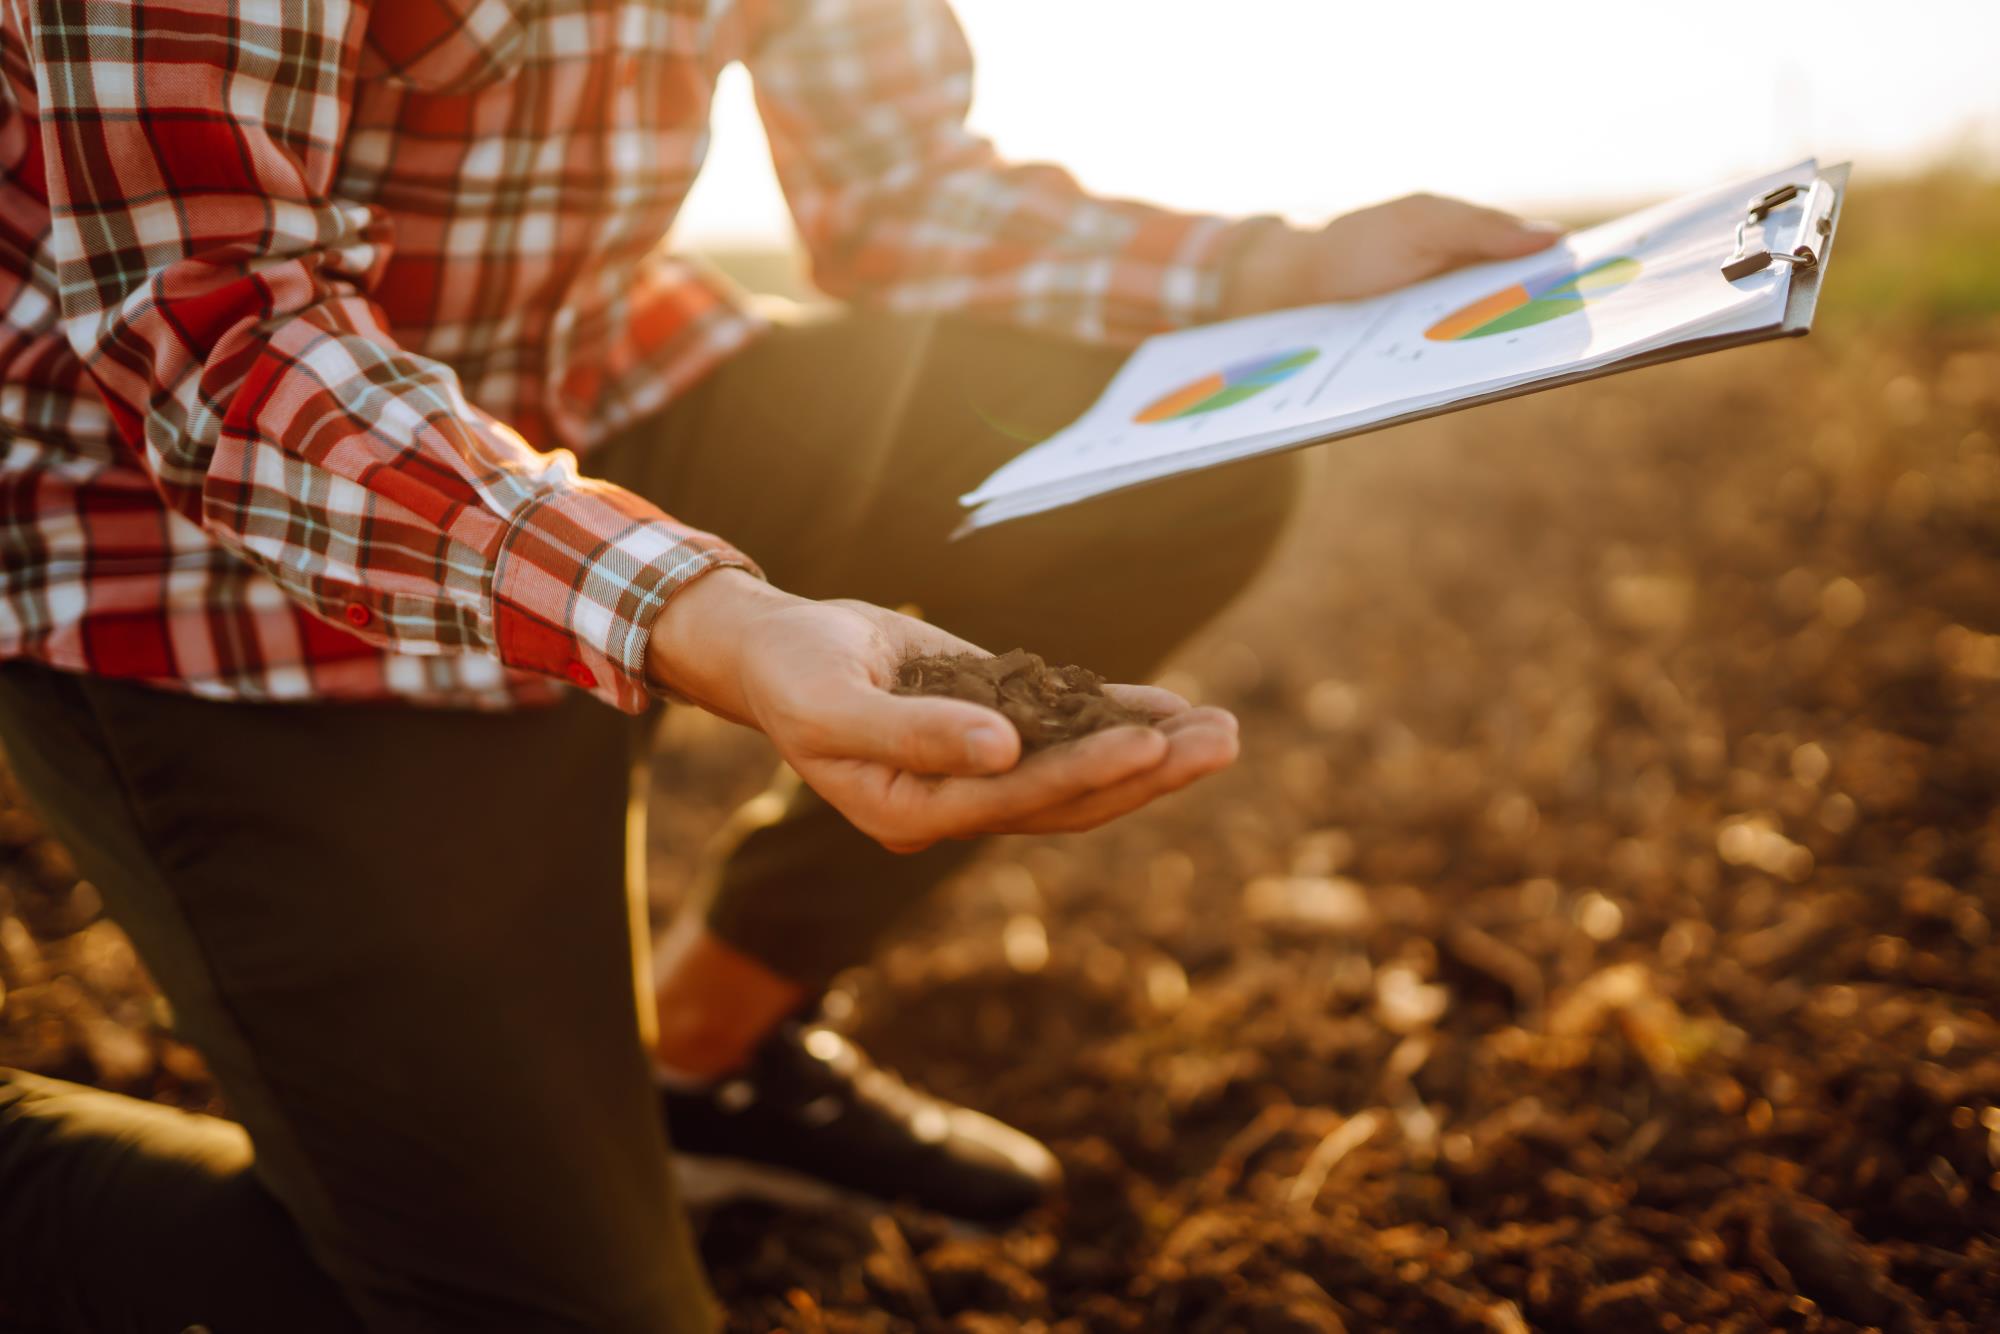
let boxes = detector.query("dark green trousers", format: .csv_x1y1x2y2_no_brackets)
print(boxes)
0,314,1300,1332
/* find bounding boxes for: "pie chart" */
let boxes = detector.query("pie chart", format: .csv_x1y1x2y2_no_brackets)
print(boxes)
1425,256,1642,342
1135,348,1320,425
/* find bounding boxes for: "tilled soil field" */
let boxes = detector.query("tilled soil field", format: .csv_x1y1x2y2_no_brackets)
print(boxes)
4,258,2000,1329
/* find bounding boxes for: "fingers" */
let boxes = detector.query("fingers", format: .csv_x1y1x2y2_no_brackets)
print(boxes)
806,705,1240,852
862,722,1173,847
797,684,1023,777
1408,193,1564,262
999,707,1239,834
1102,682,1192,719
771,624,1227,848
782,609,1190,784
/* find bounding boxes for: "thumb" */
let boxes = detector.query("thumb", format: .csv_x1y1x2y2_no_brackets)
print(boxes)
795,682,1022,776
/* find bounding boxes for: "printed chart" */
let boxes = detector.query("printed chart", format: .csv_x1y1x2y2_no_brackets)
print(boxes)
1135,348,1320,424
963,157,1829,532
1425,256,1642,342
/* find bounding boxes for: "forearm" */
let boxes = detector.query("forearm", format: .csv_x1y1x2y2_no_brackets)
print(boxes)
35,0,759,712
750,0,1240,344
1215,217,1315,320
778,153,1242,344
85,275,755,710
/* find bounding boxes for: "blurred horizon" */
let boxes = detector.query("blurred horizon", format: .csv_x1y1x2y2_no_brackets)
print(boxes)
676,0,2000,247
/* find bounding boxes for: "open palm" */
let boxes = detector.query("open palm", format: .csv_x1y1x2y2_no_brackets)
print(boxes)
649,571,1240,854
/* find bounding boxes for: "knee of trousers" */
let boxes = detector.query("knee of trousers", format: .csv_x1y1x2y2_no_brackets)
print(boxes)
1115,442,1301,546
334,1225,714,1334
1191,446,1309,569
297,1095,714,1332
955,448,1306,680
1063,445,1308,595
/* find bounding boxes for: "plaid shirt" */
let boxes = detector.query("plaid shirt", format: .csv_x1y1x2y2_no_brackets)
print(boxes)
0,0,1237,712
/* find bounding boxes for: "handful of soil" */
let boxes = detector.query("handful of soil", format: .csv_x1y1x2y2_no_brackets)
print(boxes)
894,649,1158,753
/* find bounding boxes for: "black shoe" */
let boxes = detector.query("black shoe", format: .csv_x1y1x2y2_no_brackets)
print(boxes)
661,1020,1060,1225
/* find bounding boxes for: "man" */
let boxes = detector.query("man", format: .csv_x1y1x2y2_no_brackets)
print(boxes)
0,1,1557,1328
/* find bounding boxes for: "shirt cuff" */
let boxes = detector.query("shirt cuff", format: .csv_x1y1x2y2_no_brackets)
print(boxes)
488,478,762,712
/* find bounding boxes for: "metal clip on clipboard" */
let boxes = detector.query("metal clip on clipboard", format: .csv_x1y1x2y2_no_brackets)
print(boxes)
1721,179,1837,282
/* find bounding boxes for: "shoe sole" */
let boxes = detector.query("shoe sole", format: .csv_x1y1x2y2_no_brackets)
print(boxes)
672,1153,997,1237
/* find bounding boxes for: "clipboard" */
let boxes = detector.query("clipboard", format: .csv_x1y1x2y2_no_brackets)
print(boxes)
1327,163,1848,433
954,162,1850,537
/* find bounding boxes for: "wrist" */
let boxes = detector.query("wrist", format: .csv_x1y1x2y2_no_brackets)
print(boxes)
1218,218,1313,319
644,566,796,720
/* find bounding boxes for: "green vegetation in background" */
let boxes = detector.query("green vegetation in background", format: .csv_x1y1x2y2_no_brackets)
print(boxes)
1823,169,2000,324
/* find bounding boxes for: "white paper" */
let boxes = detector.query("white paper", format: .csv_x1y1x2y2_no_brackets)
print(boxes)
959,161,1821,532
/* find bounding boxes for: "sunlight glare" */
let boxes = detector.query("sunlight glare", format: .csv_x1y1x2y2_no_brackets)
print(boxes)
676,0,2000,246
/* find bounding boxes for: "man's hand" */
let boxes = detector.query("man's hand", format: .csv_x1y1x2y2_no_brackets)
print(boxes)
646,570,1238,853
1222,194,1564,318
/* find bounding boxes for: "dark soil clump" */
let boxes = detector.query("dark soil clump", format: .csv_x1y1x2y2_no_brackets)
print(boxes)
895,649,1158,752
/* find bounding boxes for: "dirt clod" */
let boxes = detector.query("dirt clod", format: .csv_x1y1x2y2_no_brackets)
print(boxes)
1768,1195,1925,1331
895,649,1157,752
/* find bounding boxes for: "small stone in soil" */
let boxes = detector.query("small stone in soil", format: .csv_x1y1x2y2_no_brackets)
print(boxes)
894,649,1158,753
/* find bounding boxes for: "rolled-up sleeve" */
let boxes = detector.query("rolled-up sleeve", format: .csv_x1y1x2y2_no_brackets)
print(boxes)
747,0,1261,346
35,0,758,712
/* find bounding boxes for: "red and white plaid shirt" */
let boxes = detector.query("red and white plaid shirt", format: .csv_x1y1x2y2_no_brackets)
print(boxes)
0,0,1238,712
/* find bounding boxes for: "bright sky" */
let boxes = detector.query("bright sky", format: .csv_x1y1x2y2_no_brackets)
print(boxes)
676,0,2000,245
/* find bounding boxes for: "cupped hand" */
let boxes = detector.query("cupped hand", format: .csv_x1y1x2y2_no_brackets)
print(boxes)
1222,193,1565,317
646,570,1238,853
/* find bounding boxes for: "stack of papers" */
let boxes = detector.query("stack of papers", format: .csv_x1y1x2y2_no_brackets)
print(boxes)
958,160,1836,534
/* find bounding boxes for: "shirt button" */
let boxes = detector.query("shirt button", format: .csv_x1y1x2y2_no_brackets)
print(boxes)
343,602,372,628
564,660,597,689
